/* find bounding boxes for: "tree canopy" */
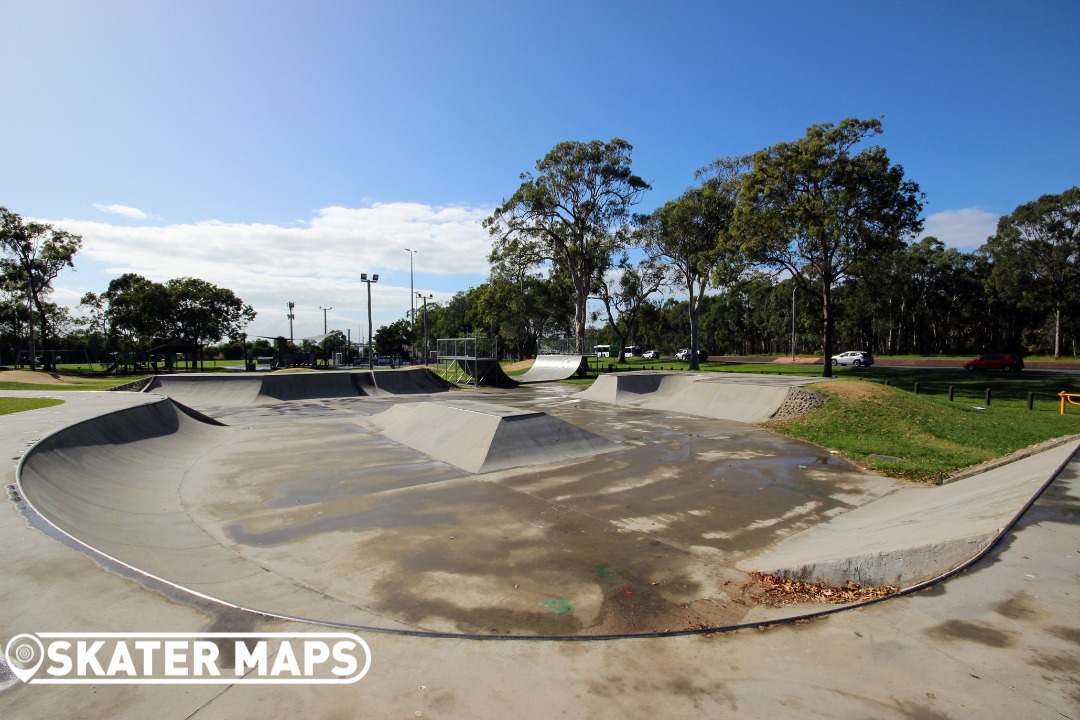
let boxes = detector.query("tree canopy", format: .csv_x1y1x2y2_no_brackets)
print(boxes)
638,158,746,369
485,138,650,353
0,207,82,370
984,187,1080,358
734,118,924,376
87,274,255,360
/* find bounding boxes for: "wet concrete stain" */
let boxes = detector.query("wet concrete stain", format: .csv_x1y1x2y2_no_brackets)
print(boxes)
925,619,1016,648
992,591,1038,620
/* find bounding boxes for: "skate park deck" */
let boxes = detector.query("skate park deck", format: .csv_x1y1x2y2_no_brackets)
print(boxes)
2,373,1079,718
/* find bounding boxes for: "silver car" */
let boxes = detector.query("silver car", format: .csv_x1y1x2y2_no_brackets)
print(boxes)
831,350,874,367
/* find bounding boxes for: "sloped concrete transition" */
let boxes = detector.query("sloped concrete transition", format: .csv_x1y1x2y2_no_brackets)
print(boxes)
15,369,1077,637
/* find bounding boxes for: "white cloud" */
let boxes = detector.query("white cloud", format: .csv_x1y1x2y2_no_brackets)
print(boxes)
921,208,1000,252
50,202,495,340
92,203,150,220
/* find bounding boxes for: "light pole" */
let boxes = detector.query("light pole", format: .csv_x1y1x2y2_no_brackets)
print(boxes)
319,306,332,334
361,274,379,369
405,248,417,361
417,292,433,364
287,301,295,343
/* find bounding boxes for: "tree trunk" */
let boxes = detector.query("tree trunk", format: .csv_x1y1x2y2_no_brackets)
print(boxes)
688,297,700,372
822,283,834,378
1055,306,1061,359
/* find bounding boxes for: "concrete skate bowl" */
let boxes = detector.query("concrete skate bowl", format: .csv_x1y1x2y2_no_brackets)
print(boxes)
144,367,449,405
15,382,1079,639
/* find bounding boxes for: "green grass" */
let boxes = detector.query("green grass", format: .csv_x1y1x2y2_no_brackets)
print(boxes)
773,380,1080,482
0,397,65,415
0,374,145,391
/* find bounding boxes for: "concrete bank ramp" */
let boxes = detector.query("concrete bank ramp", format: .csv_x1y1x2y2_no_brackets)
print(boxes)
367,399,619,473
740,439,1080,588
353,367,451,396
578,371,820,422
145,367,448,405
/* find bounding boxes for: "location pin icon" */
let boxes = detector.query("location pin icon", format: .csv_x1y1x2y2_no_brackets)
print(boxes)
5,634,45,683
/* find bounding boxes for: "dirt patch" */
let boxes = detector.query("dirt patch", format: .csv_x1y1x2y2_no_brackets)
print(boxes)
813,379,892,402
501,359,535,372
0,370,68,385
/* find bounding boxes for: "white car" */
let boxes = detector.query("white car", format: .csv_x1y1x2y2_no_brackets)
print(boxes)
831,350,874,367
642,350,660,359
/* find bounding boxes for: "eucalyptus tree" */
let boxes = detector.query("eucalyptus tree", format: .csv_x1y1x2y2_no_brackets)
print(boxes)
734,118,923,376
592,252,666,363
0,207,82,370
485,139,650,353
983,187,1080,358
637,158,746,370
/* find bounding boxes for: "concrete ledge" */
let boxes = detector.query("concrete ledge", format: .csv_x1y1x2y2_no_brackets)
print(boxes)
740,439,1080,587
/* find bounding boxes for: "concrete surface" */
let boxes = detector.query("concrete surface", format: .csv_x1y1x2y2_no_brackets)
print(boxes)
1,376,1078,718
579,371,822,423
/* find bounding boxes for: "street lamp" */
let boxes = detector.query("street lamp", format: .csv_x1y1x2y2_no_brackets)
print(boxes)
417,292,433,364
361,273,379,369
287,301,295,343
319,306,332,334
405,248,417,361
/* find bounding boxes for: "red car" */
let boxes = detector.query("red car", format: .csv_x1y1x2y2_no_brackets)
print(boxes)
963,353,1024,372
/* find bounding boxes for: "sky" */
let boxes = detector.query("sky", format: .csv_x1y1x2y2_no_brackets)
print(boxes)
2,0,1078,343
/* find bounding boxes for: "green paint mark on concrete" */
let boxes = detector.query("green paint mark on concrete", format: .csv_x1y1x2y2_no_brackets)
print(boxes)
590,564,624,580
540,597,574,616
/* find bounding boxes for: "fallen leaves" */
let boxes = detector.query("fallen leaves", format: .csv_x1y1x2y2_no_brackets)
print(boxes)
748,572,900,607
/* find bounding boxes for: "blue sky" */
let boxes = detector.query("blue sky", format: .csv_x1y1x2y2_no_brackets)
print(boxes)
2,0,1077,341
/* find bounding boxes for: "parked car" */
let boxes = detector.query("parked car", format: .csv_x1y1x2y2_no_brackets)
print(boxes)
963,353,1024,372
642,349,661,359
831,350,875,367
675,348,709,361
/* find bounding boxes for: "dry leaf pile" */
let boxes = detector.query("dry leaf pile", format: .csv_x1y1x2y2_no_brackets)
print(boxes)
749,572,899,607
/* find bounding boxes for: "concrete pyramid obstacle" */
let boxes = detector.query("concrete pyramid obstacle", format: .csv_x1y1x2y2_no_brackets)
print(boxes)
368,400,619,473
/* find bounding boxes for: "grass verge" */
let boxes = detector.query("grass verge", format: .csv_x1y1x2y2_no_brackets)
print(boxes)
0,397,65,415
0,374,145,391
771,380,1080,482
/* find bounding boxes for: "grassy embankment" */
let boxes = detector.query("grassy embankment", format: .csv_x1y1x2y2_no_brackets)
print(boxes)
538,357,1080,482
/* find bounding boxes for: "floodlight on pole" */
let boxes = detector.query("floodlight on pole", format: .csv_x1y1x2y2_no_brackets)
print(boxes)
287,301,295,343
417,292,433,364
361,273,379,369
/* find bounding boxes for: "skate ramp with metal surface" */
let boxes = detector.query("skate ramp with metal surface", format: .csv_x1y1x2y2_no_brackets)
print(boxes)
578,371,821,422
514,354,588,384
366,399,618,473
458,355,587,386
